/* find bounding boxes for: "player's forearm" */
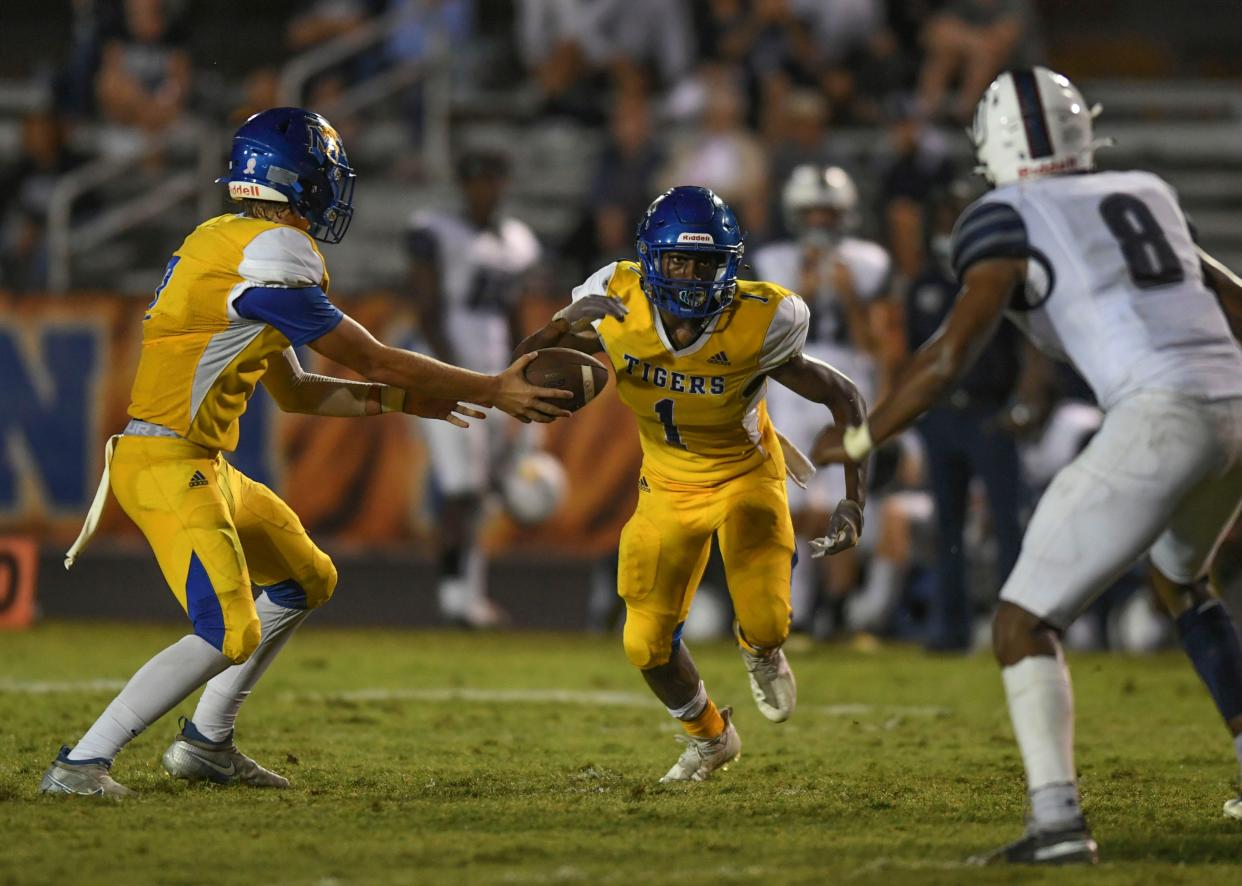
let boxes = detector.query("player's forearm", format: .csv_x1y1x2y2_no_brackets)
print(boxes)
281,374,403,417
513,318,573,357
868,334,965,442
772,355,868,505
367,345,498,405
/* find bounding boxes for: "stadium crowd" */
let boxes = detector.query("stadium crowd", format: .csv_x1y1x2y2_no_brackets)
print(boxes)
2,0,1237,652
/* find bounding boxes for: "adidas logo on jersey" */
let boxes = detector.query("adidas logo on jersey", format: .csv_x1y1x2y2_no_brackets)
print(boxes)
188,471,208,489
707,351,731,366
638,476,651,493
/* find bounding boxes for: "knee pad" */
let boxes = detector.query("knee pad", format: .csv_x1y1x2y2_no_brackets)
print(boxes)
623,613,672,670
221,614,261,664
735,609,790,653
277,553,338,610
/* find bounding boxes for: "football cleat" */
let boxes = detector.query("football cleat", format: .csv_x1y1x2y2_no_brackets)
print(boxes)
659,706,741,783
740,645,797,722
1225,796,1242,821
38,746,135,798
162,718,289,788
967,819,1099,866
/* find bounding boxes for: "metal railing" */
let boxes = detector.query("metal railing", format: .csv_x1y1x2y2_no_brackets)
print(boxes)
45,118,219,293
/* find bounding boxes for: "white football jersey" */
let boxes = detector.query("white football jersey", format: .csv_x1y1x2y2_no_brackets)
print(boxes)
952,170,1242,409
407,210,541,373
754,235,890,406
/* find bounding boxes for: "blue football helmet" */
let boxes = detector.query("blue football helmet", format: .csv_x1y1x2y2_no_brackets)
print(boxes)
217,107,356,244
635,186,744,320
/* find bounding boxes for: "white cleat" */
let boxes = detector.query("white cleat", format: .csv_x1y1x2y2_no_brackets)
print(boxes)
659,706,741,783
39,747,135,798
740,646,797,722
162,718,289,788
1226,796,1242,821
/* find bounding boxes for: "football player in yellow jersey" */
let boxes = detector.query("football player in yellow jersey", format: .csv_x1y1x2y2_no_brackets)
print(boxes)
39,108,571,798
516,186,868,781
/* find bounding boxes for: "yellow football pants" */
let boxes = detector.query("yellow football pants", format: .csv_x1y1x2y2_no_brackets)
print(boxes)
618,455,796,669
109,435,337,663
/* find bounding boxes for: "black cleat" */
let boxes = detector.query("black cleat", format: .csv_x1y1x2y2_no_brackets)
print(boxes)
967,819,1099,866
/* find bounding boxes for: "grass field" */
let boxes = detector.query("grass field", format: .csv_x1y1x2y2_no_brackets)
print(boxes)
2,622,1240,885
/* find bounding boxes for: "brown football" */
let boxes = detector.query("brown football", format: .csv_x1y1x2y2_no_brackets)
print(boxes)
523,348,611,413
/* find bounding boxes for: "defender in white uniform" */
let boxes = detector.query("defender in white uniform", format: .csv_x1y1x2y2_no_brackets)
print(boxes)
813,67,1242,864
757,166,893,625
403,150,542,627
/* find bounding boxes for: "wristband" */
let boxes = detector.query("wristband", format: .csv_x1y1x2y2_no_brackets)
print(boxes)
842,423,873,461
379,386,406,414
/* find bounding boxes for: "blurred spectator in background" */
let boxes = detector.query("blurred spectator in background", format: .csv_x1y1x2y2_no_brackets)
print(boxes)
517,0,693,121
569,89,664,276
659,65,769,236
876,100,957,287
58,0,123,120
230,66,281,127
904,180,1031,651
398,149,542,628
764,89,850,240
385,0,474,68
286,0,380,54
759,165,892,629
916,0,1037,124
0,110,92,292
94,0,191,138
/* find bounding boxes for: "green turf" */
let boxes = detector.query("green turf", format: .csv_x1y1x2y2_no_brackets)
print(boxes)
1,622,1239,885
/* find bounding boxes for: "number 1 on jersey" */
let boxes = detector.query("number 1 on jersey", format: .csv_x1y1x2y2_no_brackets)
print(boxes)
654,398,687,450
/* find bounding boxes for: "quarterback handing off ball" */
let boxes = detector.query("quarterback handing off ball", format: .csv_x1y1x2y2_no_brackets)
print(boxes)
523,348,610,412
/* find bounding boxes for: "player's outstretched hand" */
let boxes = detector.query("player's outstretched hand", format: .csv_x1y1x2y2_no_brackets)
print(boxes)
810,499,863,558
493,352,574,423
811,425,847,465
403,394,488,429
557,294,628,331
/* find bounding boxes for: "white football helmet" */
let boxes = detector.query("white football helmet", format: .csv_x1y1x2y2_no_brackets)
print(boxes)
501,451,567,526
782,164,859,239
971,66,1109,187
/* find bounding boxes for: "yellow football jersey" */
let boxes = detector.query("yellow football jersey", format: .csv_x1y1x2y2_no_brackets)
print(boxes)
129,214,341,452
576,260,810,484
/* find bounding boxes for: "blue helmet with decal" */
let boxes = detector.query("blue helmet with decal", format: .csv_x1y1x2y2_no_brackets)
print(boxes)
635,186,744,320
217,107,356,244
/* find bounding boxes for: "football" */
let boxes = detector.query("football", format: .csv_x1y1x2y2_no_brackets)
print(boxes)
523,347,611,412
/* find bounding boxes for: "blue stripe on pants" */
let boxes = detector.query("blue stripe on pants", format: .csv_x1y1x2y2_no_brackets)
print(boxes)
186,552,226,650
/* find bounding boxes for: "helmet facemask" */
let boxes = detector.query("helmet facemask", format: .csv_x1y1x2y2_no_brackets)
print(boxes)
638,242,741,320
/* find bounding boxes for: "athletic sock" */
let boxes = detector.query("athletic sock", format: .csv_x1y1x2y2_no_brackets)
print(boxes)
847,557,902,633
68,635,231,763
1175,599,1242,726
667,681,724,739
439,546,487,618
1001,654,1082,831
191,591,310,743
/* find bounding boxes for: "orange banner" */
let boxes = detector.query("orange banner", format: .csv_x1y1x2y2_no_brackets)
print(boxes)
0,292,640,557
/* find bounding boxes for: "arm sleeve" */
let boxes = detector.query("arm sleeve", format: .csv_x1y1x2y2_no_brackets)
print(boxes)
758,294,811,372
569,261,620,329
238,226,327,287
233,285,344,347
949,199,1030,281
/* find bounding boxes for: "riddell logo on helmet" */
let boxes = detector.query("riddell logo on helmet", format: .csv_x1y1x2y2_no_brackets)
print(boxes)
229,182,263,199
1018,157,1079,178
677,232,715,244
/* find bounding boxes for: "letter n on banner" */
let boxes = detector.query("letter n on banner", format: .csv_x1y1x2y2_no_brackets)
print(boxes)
0,536,37,629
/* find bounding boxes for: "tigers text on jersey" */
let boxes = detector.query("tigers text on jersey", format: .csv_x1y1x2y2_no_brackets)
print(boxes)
572,261,809,484
951,170,1242,409
130,214,343,452
407,210,541,373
